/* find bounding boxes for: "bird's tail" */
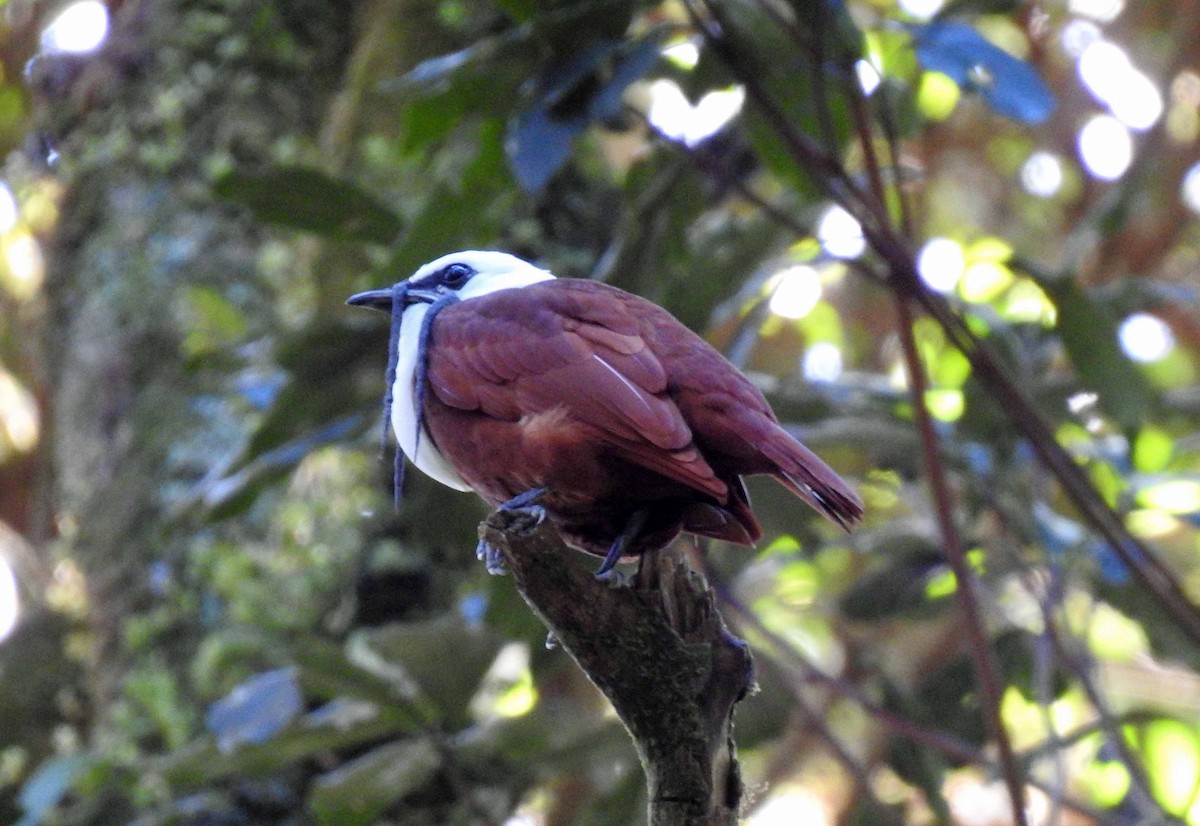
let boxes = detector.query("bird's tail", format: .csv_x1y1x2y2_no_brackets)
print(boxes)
760,424,863,529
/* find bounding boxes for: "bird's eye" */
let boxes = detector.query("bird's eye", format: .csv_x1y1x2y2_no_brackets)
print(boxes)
441,263,474,288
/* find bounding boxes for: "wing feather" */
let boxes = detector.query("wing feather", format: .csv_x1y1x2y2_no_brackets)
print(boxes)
426,281,724,499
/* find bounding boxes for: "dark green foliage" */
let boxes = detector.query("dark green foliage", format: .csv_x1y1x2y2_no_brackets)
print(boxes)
5,0,1200,822
215,167,404,244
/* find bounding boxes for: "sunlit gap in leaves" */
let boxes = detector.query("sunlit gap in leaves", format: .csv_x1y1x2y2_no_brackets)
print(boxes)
816,206,865,260
947,773,1052,826
40,0,110,54
917,237,966,294
1119,313,1175,363
1077,39,1163,131
767,265,822,320
855,59,881,96
3,233,46,300
661,40,699,71
898,0,943,21
1068,0,1125,23
1078,114,1132,181
1138,480,1200,516
471,642,537,720
0,183,16,233
645,79,744,148
0,556,17,643
803,342,843,383
0,370,40,454
1020,151,1064,198
747,788,830,826
1181,163,1200,214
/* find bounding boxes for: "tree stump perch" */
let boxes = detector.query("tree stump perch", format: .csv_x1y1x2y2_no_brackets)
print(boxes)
479,508,753,825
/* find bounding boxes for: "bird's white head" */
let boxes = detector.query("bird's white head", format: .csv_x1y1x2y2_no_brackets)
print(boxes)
344,251,558,496
406,250,555,302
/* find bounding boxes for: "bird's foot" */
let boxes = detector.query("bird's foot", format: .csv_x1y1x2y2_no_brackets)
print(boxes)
488,503,547,541
475,538,509,576
593,567,630,588
497,487,548,513
479,488,549,575
592,509,648,581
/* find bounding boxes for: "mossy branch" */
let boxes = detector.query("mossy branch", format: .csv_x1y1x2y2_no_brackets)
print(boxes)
479,509,752,826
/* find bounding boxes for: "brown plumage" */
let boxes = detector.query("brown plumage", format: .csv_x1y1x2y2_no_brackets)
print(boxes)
349,251,862,573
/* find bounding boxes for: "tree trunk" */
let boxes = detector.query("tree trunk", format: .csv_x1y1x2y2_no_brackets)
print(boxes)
39,0,362,728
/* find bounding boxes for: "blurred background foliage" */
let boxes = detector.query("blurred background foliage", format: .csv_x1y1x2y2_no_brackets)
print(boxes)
0,0,1199,823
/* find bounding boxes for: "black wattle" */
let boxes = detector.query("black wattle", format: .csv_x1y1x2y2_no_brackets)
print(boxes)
411,291,461,470
383,281,408,509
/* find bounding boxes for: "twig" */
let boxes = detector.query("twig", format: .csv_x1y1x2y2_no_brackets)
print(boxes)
894,294,1030,826
682,0,1200,648
718,589,1125,826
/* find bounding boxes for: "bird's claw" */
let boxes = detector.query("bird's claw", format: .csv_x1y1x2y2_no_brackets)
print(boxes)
497,503,546,535
475,538,508,575
478,491,548,575
593,567,629,587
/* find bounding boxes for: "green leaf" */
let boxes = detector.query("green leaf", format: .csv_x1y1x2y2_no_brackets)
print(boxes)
1141,719,1200,815
493,0,535,22
1042,278,1154,430
159,705,409,788
214,167,403,243
386,118,512,277
307,739,441,826
838,544,951,622
358,616,504,729
181,285,248,356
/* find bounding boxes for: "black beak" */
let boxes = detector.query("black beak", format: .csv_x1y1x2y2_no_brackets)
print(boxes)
346,285,439,312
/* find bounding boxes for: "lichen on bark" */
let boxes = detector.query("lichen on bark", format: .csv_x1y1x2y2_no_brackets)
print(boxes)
39,0,362,720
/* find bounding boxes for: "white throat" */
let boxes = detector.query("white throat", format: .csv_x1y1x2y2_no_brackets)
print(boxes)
391,301,473,491
390,251,556,490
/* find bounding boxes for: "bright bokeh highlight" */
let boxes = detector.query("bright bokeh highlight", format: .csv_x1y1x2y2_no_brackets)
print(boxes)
917,237,965,293
803,342,843,383
1138,480,1200,515
647,80,745,147
0,370,39,453
748,789,830,826
926,388,965,422
1078,39,1163,131
768,266,822,320
959,260,1013,303
856,59,881,95
3,233,46,299
1078,114,1133,180
1181,162,1200,214
0,556,17,643
1069,0,1125,23
1119,313,1174,362
0,182,17,234
1021,151,1064,197
661,40,700,71
816,205,865,259
899,0,944,20
41,0,110,54
917,71,960,120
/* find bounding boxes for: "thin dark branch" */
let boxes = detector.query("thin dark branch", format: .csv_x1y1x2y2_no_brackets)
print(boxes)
683,0,1200,648
893,294,1031,826
717,589,1126,826
836,37,1030,824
